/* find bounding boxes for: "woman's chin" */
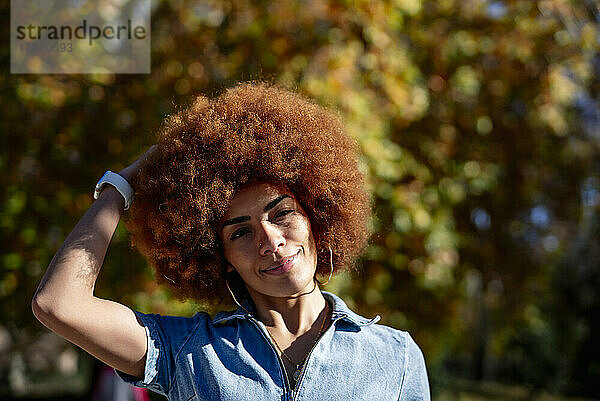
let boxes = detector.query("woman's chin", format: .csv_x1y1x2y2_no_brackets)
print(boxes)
248,277,317,299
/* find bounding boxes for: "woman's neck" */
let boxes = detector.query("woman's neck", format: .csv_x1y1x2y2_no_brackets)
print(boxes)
249,282,327,335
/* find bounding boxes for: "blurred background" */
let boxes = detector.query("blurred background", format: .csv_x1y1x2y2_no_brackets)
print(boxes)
2,0,600,399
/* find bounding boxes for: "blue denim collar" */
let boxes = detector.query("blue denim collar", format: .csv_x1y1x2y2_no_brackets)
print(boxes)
212,291,380,327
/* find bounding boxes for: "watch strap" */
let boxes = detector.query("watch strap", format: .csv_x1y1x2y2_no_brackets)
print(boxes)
94,171,134,210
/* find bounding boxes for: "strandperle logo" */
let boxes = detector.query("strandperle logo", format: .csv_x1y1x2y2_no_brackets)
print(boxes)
11,0,150,74
15,19,147,46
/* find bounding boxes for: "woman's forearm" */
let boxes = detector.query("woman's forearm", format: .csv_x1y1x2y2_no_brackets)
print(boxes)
32,186,125,318
31,147,155,376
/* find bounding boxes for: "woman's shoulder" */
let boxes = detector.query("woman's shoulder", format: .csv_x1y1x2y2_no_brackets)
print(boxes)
323,291,423,353
134,309,211,325
132,310,213,347
133,307,247,338
368,322,424,355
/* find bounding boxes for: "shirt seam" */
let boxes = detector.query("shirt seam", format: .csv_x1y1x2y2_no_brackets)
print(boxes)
134,312,162,389
398,331,409,401
142,324,159,385
294,315,343,401
247,317,289,398
174,315,205,360
168,315,204,396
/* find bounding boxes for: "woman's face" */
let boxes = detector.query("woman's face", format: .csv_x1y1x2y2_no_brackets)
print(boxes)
219,182,318,299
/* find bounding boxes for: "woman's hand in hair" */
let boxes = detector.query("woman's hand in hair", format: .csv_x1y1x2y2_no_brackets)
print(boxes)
118,144,158,184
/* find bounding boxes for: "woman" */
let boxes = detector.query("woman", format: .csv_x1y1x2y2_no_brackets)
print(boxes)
32,82,430,400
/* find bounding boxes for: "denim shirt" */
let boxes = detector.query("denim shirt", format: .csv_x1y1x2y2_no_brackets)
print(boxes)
117,291,430,401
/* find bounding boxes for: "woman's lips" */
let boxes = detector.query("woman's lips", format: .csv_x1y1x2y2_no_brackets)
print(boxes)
262,250,300,276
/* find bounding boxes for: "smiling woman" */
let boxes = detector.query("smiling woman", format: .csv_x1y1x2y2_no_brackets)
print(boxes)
219,184,318,299
126,81,371,305
32,81,431,400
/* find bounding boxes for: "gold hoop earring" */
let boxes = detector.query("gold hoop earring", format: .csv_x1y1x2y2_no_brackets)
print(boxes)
163,274,177,285
225,274,245,309
315,247,334,286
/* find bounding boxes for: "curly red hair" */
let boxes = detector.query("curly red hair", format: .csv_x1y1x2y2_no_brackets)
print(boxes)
125,81,371,304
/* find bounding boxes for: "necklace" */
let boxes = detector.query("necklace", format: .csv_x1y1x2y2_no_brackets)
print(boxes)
265,302,329,383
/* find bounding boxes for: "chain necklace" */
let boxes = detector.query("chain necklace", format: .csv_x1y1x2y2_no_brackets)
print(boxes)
265,302,329,383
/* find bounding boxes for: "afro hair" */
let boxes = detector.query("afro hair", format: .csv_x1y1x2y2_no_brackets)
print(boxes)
125,81,371,304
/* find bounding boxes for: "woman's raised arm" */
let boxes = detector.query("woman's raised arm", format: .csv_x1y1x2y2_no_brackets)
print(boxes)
31,145,157,379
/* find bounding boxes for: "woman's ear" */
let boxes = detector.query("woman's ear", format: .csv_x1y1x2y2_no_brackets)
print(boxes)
226,263,235,273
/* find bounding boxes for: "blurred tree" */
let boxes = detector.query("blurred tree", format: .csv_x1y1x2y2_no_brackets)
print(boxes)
1,0,599,398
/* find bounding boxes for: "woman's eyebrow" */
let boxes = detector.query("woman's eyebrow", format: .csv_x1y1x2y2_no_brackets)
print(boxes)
221,216,250,229
221,195,291,230
263,195,290,212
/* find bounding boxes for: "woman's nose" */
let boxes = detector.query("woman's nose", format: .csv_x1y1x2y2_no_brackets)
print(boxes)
258,222,285,256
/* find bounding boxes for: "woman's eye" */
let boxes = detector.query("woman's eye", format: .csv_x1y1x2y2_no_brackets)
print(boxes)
275,209,294,220
230,228,249,240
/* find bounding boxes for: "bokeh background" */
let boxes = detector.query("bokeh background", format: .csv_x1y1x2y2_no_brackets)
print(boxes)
2,0,600,400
